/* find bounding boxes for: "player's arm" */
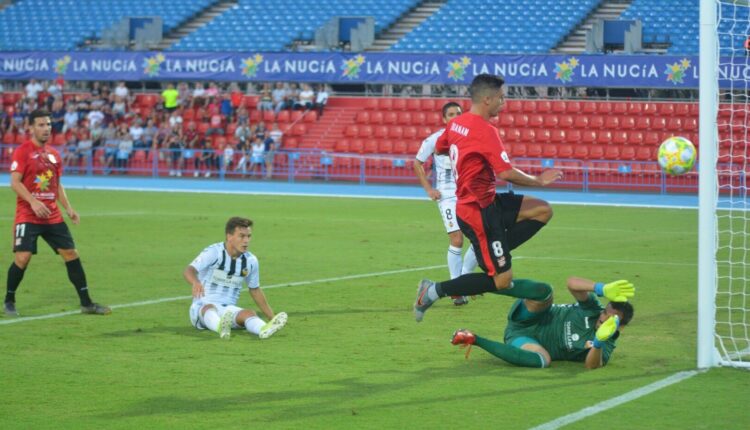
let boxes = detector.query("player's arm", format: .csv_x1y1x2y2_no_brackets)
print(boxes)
183,265,204,298
10,171,51,218
585,343,605,369
249,287,275,320
567,277,634,303
56,183,79,224
498,167,563,187
566,276,597,302
585,315,619,369
414,159,440,200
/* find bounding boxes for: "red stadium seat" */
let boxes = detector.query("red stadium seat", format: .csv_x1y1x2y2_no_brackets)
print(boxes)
582,130,597,144
536,100,551,113
356,111,370,124
635,146,653,161
262,110,275,123
412,112,426,125
379,98,393,110
292,124,306,136
512,143,527,157
359,125,373,138
383,112,398,125
565,129,581,143
589,145,605,159
551,101,566,114
345,125,359,138
365,99,379,110
674,103,690,117
528,114,544,128
3,132,16,145
628,102,643,116
597,102,612,115
573,116,589,129
392,98,407,111
667,117,683,131
550,129,566,143
197,122,210,134
392,141,408,154
403,126,417,139
642,103,658,116
277,110,291,123
523,100,537,113
588,115,604,129
620,116,636,130
612,102,628,115
651,117,667,130
527,143,543,157
573,145,589,159
499,114,514,127
542,143,558,158
514,114,529,128
397,112,413,125
419,126,433,137
370,111,383,124
659,103,676,116
558,144,574,158
225,123,238,137
604,116,620,129
374,125,389,138
420,99,436,112
388,126,403,139
689,103,699,117
283,137,299,149
334,139,350,152
684,117,698,131
542,114,558,128
635,117,651,130
425,112,441,126
350,139,365,153
566,101,581,113
620,145,636,160
506,100,523,112
363,140,378,153
406,99,421,112
505,128,521,142
558,115,574,129
582,102,597,114
596,130,612,145
243,96,258,109
599,145,620,160
628,131,644,146
380,140,396,154
521,128,536,142
536,129,551,144
612,131,628,145
407,140,422,154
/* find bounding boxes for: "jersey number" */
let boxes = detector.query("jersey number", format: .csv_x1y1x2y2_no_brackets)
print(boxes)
15,224,26,238
445,208,453,221
491,241,504,257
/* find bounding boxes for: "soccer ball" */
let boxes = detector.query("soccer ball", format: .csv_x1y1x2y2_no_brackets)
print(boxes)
657,136,696,176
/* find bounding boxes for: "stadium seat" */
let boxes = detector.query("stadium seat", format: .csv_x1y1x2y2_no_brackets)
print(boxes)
674,103,691,117
604,116,620,129
573,145,589,159
536,129,551,144
551,101,566,114
621,116,636,130
365,99,379,110
620,145,636,160
379,99,393,111
350,139,365,154
642,103,658,116
543,114,558,128
388,126,403,139
566,101,581,114
514,114,529,128
566,129,581,143
536,101,551,113
635,146,654,161
392,141,408,154
659,103,676,116
383,112,399,125
521,129,536,142
379,140,394,154
3,133,16,145
597,102,612,115
596,130,612,145
345,125,359,138
613,131,628,145
512,143,527,157
582,102,597,114
582,130,597,144
359,125,373,138
412,112,426,125
542,143,558,158
558,115,574,129
550,129,566,143
528,114,544,128
421,99,436,112
363,140,378,153
589,145,605,159
523,101,537,113
406,99,421,111
403,126,417,139
397,112,413,125
370,112,384,124
425,112,441,126
573,116,589,129
628,131,644,146
392,99,407,111
667,118,684,131
506,100,523,113
558,144,574,158
588,115,604,129
527,143,543,157
651,117,667,130
628,102,643,116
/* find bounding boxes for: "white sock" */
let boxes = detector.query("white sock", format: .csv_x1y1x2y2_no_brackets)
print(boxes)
461,246,478,275
447,245,463,279
245,316,265,336
201,308,221,333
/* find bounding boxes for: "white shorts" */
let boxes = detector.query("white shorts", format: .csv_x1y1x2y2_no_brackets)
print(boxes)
437,196,460,233
189,300,243,330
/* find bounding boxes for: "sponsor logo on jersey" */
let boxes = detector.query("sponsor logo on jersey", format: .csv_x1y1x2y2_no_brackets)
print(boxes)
34,169,54,191
10,161,18,171
571,333,580,341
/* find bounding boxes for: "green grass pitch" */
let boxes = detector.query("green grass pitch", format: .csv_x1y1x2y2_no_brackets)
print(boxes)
0,188,748,429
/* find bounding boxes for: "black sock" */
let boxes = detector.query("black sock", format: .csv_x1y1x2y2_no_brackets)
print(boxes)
507,219,546,250
65,258,92,307
435,273,496,297
5,262,26,304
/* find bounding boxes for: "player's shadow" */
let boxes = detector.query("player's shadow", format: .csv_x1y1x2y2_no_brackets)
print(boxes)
100,363,682,422
102,325,215,340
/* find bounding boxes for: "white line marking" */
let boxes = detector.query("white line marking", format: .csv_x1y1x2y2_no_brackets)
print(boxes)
516,255,693,267
0,211,148,221
0,264,446,326
529,370,700,430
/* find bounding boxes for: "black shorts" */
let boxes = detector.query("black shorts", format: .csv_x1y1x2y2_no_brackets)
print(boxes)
457,192,523,276
13,222,76,254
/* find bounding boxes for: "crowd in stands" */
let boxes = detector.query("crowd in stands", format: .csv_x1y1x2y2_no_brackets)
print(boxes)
0,80,329,178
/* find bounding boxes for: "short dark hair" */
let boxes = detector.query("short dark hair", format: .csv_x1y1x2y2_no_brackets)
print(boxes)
225,217,253,235
29,109,51,125
610,301,634,327
441,102,462,119
469,74,505,102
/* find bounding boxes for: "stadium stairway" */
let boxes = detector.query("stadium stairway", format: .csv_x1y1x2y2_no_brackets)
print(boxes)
156,0,239,50
554,0,631,54
368,0,446,52
296,100,359,150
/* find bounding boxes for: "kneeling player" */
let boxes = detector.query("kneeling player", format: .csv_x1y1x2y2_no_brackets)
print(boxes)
183,217,287,339
451,277,634,369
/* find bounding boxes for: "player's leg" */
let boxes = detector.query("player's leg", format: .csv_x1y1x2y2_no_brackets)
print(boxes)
439,198,469,305
461,239,477,275
234,308,287,338
5,222,42,316
502,193,553,251
45,223,110,314
198,303,223,334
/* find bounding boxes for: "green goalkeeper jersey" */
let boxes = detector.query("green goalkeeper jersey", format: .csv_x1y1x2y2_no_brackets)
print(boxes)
504,293,618,364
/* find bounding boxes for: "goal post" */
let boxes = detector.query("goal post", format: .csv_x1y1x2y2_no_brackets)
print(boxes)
699,0,750,369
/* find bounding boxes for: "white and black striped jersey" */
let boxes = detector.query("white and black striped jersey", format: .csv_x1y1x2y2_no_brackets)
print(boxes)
415,129,457,200
189,242,260,305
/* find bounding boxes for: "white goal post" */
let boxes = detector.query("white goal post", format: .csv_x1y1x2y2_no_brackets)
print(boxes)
698,0,750,369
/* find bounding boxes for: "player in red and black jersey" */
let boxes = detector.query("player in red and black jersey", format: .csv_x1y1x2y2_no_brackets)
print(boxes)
4,109,110,317
414,74,562,322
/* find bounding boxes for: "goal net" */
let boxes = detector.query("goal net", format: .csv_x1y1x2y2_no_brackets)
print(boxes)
700,0,750,368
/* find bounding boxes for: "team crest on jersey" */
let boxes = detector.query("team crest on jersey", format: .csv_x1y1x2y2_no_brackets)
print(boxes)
34,169,54,191
241,268,249,277
497,256,506,268
47,153,57,164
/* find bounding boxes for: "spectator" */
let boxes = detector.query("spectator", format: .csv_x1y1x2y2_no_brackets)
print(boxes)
272,82,290,114
254,121,267,142
198,138,216,178
295,84,315,110
234,121,253,147
222,140,235,171
63,132,79,169
86,105,104,130
167,125,184,177
141,118,159,154
177,82,191,108
236,106,249,125
154,120,172,158
161,83,180,112
258,84,274,111
206,83,220,100
192,82,207,107
129,119,146,150
62,104,79,133
314,84,329,118
90,120,104,149
100,122,119,171
24,79,43,100
50,99,66,134
168,108,184,129
46,79,63,103
115,123,133,172
249,137,265,177
265,123,283,179
205,112,224,138
220,93,233,119
0,81,4,96
112,96,127,119
114,81,130,100
230,83,244,118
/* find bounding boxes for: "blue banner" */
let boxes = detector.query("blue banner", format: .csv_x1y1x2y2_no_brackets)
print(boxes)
0,51,735,88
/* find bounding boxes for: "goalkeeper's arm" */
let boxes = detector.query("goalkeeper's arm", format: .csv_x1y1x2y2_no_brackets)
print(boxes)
585,315,620,370
567,277,635,303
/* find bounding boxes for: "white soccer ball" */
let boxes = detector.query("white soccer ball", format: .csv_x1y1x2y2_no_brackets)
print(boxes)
657,136,696,176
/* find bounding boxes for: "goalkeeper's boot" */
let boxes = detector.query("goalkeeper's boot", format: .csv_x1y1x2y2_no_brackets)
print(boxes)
451,329,476,359
81,303,111,315
452,296,469,306
414,279,437,322
259,312,287,339
3,301,18,317
219,311,234,340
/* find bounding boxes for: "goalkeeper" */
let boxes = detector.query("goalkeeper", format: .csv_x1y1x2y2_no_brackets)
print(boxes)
450,277,634,369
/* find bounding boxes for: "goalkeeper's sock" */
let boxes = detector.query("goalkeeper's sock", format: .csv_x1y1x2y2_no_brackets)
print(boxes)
244,316,264,335
435,273,497,297
447,245,463,279
491,279,552,301
507,220,546,250
474,335,548,368
202,308,221,332
65,258,93,307
5,262,25,304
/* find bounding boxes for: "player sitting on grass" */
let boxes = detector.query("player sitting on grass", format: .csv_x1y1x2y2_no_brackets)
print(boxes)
183,216,287,340
450,277,634,369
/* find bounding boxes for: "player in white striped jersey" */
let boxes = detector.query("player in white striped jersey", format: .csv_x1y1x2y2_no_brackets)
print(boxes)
183,217,287,339
414,102,478,306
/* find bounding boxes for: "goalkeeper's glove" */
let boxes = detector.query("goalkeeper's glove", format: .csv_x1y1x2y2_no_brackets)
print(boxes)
594,280,635,302
592,315,620,349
